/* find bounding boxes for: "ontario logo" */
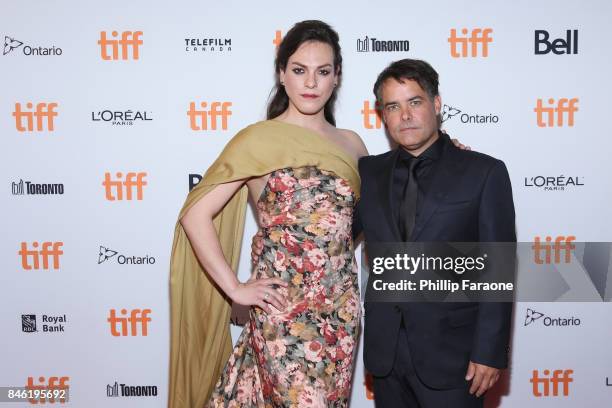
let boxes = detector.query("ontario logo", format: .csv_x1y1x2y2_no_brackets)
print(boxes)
441,104,499,124
524,308,581,327
98,246,155,265
3,35,62,56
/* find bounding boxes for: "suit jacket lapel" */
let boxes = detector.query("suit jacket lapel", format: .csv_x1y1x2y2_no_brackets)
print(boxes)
379,149,403,241
410,139,464,241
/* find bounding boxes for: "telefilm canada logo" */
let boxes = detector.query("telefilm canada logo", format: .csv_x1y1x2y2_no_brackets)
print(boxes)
441,104,499,125
12,179,64,196
21,314,68,333
98,245,155,265
524,308,581,327
107,381,158,397
357,35,409,52
91,109,152,126
3,35,62,56
524,175,584,191
185,37,231,52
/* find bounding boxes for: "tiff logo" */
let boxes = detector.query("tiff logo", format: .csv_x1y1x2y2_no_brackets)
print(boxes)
98,31,143,60
532,235,576,264
13,102,58,132
108,308,151,336
534,98,578,127
102,172,147,201
361,101,382,129
448,28,493,58
187,102,232,130
19,242,63,270
26,376,69,404
530,369,573,397
273,30,283,47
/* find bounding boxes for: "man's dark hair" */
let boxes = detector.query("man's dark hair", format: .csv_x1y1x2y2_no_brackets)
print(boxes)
373,59,439,105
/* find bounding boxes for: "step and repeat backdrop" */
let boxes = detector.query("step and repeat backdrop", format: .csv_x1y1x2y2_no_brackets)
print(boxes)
1,0,611,407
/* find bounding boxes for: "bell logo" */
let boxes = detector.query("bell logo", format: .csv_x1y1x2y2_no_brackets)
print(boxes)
361,101,382,129
534,98,578,127
19,242,63,270
26,376,69,404
108,308,151,336
530,369,573,397
187,102,232,131
13,102,58,132
273,30,283,47
98,31,143,60
448,28,493,58
532,235,576,264
102,172,147,201
535,30,578,55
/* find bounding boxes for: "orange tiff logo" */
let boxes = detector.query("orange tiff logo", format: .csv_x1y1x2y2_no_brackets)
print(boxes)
26,376,69,404
108,308,151,336
361,101,382,129
534,98,578,127
102,172,147,201
448,28,493,58
532,235,576,264
273,30,283,47
187,102,232,130
13,103,58,132
19,242,63,270
530,369,573,397
98,31,143,60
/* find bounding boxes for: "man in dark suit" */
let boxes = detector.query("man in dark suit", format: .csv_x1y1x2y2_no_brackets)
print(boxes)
354,59,515,407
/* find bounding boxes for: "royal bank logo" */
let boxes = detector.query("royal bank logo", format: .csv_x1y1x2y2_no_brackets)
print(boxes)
11,179,64,195
524,175,584,191
98,245,155,265
3,35,63,56
21,314,67,333
91,109,152,126
22,314,37,332
524,308,581,327
357,36,410,52
107,381,158,397
441,104,499,124
184,37,231,52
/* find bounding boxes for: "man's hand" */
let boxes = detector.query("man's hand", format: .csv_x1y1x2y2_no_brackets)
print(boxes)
465,361,500,397
251,230,264,264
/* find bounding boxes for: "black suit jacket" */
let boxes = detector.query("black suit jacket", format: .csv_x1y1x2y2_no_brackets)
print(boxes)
354,134,515,389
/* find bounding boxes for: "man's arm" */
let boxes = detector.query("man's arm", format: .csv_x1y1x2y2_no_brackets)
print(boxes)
468,159,516,396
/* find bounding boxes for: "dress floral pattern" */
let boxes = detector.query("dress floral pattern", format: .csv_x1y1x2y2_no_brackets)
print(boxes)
208,166,361,408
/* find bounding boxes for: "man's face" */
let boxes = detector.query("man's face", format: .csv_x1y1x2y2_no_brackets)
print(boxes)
380,78,441,155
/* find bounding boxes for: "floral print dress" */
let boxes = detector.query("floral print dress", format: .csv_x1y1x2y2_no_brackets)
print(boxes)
208,166,361,408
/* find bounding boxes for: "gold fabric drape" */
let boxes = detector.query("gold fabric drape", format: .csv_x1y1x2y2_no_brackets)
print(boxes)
168,120,360,408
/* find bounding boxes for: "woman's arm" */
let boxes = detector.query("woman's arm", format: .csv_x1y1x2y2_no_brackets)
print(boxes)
180,180,287,312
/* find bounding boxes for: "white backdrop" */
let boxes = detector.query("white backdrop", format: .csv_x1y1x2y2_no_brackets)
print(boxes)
1,0,611,406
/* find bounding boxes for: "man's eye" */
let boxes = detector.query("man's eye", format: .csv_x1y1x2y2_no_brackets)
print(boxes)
292,68,304,74
410,100,421,106
385,105,399,112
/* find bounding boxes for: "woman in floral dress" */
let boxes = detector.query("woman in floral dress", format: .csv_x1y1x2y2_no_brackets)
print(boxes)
177,21,369,407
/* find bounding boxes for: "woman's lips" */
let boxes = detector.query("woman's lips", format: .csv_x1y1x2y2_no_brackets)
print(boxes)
301,93,319,99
